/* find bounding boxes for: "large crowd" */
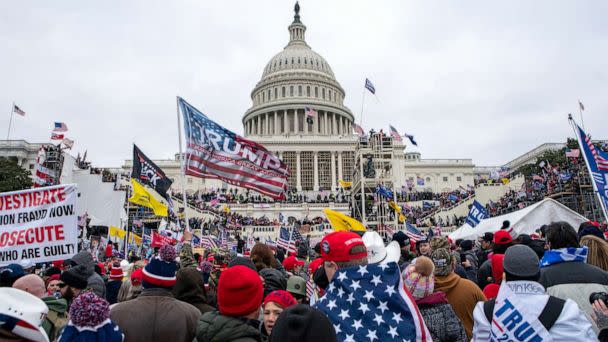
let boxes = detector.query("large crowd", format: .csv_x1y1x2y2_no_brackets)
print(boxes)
3,219,608,341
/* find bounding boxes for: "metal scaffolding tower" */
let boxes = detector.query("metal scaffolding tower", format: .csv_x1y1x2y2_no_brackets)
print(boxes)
351,132,400,238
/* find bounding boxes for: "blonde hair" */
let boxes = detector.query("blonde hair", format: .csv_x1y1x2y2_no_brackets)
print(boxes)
581,235,608,272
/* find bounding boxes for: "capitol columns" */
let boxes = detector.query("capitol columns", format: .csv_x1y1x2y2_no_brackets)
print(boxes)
274,111,279,134
296,151,302,191
337,151,343,182
294,109,299,133
313,152,319,191
331,152,337,191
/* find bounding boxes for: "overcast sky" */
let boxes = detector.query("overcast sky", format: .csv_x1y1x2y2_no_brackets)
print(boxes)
2,1,607,168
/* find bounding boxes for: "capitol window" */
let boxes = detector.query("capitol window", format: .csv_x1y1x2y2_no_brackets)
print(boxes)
283,152,297,189
304,58,307,65
268,89,271,100
301,152,314,190
457,176,462,182
443,176,448,182
298,85,302,96
314,87,318,98
290,86,294,96
322,88,325,99
307,86,310,97
318,152,332,190
342,152,355,181
282,87,286,97
274,88,278,99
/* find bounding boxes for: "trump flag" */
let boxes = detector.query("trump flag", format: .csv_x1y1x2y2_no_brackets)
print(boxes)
178,97,289,200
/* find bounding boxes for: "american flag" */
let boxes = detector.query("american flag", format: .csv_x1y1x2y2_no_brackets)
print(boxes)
12,104,25,116
565,148,580,158
305,106,318,118
50,133,64,140
291,227,303,242
53,122,68,132
389,125,402,142
277,227,296,253
220,231,237,251
191,234,201,248
178,97,289,200
352,123,365,137
201,235,218,249
306,277,317,305
405,223,426,242
364,78,376,94
314,262,431,342
579,125,608,171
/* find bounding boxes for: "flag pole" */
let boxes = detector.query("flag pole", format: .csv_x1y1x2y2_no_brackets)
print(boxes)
176,96,191,231
568,114,608,221
124,180,131,258
578,100,585,131
359,88,366,127
6,102,14,140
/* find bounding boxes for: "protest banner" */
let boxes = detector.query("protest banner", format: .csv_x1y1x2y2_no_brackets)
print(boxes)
150,231,176,247
0,184,78,266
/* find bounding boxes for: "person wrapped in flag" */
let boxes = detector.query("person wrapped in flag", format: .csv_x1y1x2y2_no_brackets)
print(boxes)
314,231,432,342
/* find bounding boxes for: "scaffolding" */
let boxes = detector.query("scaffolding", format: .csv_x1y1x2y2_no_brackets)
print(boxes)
351,133,400,238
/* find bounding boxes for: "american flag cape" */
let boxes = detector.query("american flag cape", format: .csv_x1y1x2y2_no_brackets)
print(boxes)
389,125,402,142
314,262,431,342
178,97,289,200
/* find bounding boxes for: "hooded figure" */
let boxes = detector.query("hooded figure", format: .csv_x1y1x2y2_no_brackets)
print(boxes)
70,251,106,298
172,267,215,314
259,268,287,298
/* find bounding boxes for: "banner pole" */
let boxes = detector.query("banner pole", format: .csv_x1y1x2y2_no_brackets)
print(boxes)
578,100,586,131
176,96,191,231
124,181,131,258
568,115,608,221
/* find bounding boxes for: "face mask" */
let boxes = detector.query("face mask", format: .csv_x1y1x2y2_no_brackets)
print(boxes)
313,265,329,290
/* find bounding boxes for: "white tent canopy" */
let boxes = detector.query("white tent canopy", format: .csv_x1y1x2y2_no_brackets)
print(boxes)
448,198,588,241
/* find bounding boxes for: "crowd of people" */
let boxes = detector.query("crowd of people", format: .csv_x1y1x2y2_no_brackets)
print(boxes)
3,219,608,341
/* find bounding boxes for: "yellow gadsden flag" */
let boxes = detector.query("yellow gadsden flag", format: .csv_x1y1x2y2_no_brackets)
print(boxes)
128,233,142,245
109,226,126,239
129,179,168,217
338,180,353,188
323,209,366,232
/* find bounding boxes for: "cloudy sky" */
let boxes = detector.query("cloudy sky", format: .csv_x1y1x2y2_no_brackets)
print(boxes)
2,1,607,167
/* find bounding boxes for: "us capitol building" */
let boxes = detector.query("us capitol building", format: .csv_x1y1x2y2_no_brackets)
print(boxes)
129,3,477,198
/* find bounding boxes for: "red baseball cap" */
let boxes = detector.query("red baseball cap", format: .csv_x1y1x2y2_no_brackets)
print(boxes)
493,230,513,245
320,231,367,262
308,258,324,274
282,256,304,272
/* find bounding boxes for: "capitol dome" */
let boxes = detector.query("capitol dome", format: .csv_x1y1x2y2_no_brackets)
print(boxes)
243,2,354,138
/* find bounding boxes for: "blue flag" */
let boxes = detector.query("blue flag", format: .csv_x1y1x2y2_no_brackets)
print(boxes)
375,184,393,200
404,133,418,146
465,200,488,227
575,123,608,216
364,78,376,94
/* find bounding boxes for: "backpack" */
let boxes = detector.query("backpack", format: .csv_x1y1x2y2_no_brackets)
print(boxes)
46,309,69,341
483,296,565,331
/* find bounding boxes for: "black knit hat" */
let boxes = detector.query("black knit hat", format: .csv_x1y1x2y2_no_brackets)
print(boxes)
392,231,410,248
60,265,89,289
269,304,337,342
228,257,256,271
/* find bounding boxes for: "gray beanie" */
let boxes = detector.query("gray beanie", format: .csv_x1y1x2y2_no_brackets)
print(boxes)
504,245,539,277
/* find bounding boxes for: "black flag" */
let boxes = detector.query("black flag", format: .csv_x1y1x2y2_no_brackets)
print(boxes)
132,144,173,199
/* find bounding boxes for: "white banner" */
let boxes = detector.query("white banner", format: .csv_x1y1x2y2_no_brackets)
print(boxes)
0,184,78,266
491,282,552,341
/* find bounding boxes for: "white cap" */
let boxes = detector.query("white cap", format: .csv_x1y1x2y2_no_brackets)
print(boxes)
0,288,49,342
20,259,34,269
362,231,401,265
